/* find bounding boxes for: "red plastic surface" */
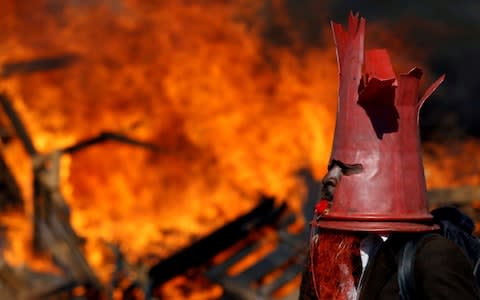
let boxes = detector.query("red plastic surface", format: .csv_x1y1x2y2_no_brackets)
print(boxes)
319,13,444,232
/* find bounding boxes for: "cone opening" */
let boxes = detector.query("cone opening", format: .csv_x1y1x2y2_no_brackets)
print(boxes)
317,220,439,233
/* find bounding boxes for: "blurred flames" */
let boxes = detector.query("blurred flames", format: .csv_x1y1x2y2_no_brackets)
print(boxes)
424,140,480,188
0,1,478,298
0,0,336,284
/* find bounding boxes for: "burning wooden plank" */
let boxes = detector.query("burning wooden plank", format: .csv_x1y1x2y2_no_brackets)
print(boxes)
205,213,304,300
0,94,37,156
0,92,164,297
149,197,286,288
428,186,480,225
0,102,19,210
0,257,81,300
0,93,102,289
148,199,306,299
0,94,100,289
0,153,23,210
428,186,480,206
0,54,78,78
60,131,159,154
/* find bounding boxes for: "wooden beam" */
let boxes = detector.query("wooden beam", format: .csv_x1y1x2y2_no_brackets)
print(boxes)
0,152,23,210
0,54,78,78
32,151,100,288
427,186,480,206
0,94,37,156
148,197,286,287
60,131,159,154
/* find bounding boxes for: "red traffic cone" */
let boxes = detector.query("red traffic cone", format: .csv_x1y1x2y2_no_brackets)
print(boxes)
318,13,443,232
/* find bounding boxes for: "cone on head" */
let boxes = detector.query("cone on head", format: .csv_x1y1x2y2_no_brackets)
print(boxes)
318,13,444,232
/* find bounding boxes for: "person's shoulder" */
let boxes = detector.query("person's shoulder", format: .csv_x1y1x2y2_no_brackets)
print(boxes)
413,233,479,299
414,232,473,273
416,233,465,256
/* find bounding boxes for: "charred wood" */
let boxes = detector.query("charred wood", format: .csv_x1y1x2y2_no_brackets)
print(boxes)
0,258,82,300
0,127,12,144
104,242,151,299
0,153,23,210
60,131,159,154
32,151,100,288
0,92,162,296
427,186,480,206
206,210,304,300
0,93,100,290
0,54,78,78
0,94,158,156
148,197,286,288
219,280,259,300
0,94,37,156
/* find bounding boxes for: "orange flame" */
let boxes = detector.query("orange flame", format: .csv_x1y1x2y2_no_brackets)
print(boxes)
0,1,479,298
424,140,480,188
0,0,337,283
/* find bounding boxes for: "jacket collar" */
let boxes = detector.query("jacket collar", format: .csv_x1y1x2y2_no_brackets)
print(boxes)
357,234,409,299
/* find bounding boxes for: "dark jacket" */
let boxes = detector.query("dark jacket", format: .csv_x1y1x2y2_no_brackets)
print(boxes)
358,233,479,300
298,233,479,299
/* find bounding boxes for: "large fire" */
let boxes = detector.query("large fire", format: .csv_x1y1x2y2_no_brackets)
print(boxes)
0,0,337,287
0,1,478,299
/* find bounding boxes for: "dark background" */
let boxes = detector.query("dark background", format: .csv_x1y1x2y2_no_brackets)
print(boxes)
261,0,480,142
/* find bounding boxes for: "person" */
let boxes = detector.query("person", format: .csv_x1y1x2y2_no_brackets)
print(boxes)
299,13,478,300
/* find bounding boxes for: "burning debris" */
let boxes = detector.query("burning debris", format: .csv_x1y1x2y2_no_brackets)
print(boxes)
0,54,79,78
0,92,163,298
0,3,336,297
0,151,22,211
0,75,305,299
0,1,479,299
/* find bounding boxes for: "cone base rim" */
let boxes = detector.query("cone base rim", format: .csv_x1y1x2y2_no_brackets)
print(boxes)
317,220,440,232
